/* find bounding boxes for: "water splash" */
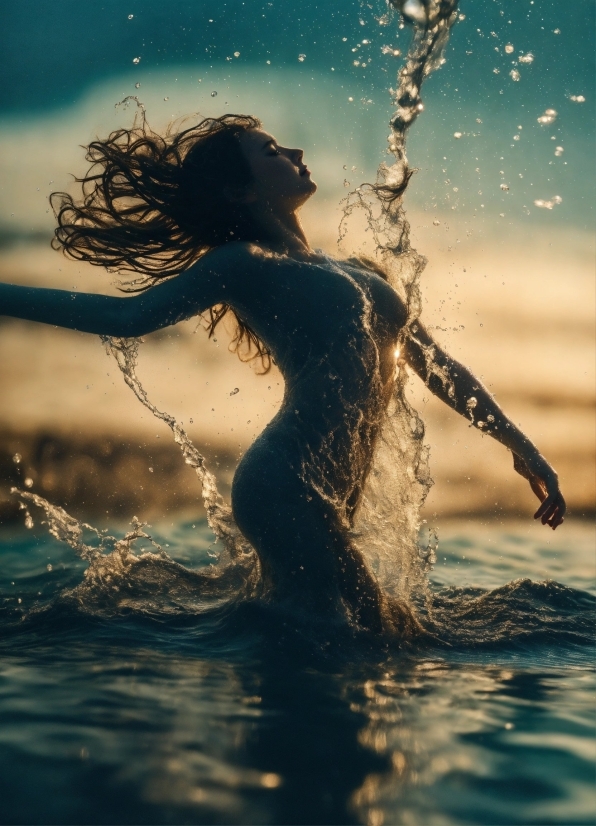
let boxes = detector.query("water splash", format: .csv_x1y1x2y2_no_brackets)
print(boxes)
11,485,258,617
101,336,255,566
341,1,461,598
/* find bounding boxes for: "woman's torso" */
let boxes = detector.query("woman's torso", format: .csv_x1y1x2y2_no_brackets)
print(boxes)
217,247,408,512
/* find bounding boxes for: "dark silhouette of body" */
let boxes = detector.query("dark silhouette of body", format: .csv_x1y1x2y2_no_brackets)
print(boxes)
0,118,565,633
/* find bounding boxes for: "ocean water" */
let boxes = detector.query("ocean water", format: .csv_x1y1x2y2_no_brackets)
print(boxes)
0,517,593,825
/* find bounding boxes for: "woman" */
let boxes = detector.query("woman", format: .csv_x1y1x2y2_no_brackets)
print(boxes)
0,115,565,633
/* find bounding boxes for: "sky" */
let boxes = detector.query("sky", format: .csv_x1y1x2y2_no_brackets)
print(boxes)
1,0,594,235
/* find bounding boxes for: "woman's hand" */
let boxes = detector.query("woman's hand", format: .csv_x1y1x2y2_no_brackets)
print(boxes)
512,452,566,529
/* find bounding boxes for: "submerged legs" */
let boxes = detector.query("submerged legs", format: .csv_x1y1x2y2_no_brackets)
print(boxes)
231,434,384,632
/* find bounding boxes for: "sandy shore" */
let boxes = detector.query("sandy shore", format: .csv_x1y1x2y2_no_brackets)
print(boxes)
0,205,593,525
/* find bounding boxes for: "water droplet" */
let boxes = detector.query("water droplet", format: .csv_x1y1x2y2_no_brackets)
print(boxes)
24,478,33,488
433,219,440,226
518,53,534,64
298,54,306,62
348,97,354,102
500,183,509,191
353,60,361,67
466,397,478,409
569,94,585,103
505,722,515,730
148,467,154,473
402,0,427,25
163,97,169,101
343,179,351,187
132,56,141,64
24,514,33,529
230,387,240,396
509,69,520,81
134,82,140,89
234,51,240,58
453,131,462,139
534,195,562,210
46,563,53,572
211,91,217,97
537,108,557,125
504,43,514,54
13,453,21,464
554,146,564,157
128,14,134,20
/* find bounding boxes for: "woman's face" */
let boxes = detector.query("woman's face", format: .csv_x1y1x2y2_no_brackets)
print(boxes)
238,128,317,213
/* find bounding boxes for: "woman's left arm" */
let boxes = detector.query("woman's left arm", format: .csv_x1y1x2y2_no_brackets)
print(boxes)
402,320,566,529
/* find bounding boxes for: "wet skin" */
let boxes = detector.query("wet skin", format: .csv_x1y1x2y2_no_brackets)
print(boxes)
0,128,566,632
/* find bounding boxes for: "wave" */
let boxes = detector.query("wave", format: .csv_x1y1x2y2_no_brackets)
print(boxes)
1,520,593,658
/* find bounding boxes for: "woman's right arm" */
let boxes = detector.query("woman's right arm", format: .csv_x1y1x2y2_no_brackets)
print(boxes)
0,244,250,337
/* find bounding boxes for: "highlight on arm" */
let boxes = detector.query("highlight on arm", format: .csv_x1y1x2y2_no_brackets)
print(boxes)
50,112,272,372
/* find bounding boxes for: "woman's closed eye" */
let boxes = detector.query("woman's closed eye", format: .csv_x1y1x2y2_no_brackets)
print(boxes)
264,140,281,156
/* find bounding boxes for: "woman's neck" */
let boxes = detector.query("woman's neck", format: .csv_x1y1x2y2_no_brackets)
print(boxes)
251,206,312,257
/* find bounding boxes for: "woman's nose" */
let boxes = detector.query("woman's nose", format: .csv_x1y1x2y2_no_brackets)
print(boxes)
292,148,304,165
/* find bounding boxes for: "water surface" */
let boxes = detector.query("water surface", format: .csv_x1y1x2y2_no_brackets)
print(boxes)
0,519,593,825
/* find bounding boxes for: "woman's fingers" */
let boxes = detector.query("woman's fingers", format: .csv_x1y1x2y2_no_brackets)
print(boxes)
513,452,565,530
534,491,566,529
534,495,553,519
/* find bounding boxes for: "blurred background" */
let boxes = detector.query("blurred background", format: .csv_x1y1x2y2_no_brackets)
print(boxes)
0,0,594,526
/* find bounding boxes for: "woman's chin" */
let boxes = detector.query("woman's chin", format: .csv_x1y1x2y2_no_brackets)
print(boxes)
303,178,317,197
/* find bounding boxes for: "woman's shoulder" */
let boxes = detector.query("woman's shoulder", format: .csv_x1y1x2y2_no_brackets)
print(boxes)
205,241,294,268
187,242,276,282
343,255,390,281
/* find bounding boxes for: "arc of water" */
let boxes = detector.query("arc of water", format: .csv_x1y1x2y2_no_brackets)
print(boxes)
341,1,461,595
101,336,255,561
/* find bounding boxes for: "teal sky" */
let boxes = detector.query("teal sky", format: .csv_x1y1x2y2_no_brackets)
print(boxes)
1,0,594,231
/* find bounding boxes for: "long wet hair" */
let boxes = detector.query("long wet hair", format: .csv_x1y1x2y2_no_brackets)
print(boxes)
50,113,273,371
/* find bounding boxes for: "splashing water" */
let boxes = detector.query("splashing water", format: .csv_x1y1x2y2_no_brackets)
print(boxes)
101,336,254,564
341,1,460,600
12,335,260,616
